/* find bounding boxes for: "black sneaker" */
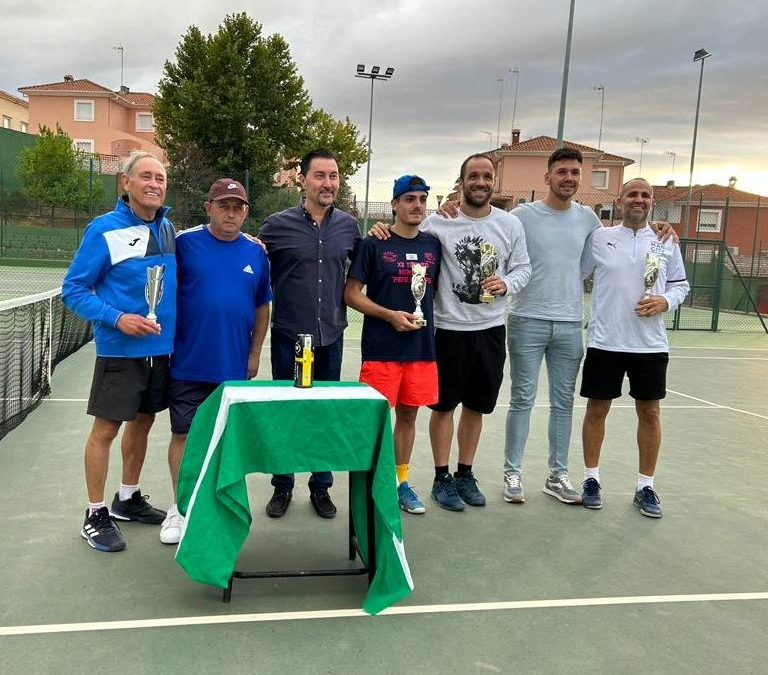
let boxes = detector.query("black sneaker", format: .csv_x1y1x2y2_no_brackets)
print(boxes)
310,490,337,519
81,507,126,552
265,490,292,518
110,491,166,524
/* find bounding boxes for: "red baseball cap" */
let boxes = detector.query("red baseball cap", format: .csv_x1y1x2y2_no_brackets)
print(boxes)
207,178,248,204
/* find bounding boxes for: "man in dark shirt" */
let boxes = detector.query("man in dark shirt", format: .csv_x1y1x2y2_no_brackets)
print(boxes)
258,149,361,519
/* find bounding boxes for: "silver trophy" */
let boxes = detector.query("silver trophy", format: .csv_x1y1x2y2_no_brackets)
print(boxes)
643,253,661,298
410,263,427,327
145,264,166,323
479,241,499,303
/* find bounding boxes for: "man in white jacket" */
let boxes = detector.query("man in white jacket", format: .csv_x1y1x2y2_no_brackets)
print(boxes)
579,178,690,518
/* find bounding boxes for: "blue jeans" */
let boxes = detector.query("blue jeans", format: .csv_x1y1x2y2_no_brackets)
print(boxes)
503,316,584,476
270,331,344,492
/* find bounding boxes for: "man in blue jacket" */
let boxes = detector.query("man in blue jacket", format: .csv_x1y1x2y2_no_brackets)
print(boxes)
63,151,177,553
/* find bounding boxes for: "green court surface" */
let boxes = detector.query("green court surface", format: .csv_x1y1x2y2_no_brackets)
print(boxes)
1,332,767,674
0,265,67,301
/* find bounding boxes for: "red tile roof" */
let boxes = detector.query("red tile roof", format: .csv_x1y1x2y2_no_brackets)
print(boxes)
121,92,155,107
0,90,28,107
653,184,768,205
19,78,113,94
498,135,633,164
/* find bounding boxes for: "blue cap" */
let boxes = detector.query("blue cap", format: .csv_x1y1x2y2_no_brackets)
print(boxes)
393,175,430,199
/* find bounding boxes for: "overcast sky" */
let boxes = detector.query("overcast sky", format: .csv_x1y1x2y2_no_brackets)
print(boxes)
3,0,766,202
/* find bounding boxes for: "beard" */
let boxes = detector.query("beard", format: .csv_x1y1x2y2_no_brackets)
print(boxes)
462,186,492,208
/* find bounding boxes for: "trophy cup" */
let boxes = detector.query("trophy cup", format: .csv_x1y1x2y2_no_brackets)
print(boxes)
479,242,499,303
145,264,166,324
643,253,661,298
410,263,427,327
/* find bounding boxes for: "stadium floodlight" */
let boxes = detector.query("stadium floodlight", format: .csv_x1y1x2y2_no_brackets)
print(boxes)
354,65,396,231
683,48,712,237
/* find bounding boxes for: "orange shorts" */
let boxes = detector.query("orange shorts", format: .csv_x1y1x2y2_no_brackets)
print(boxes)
359,361,439,408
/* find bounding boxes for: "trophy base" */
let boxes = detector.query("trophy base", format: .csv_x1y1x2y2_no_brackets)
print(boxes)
480,293,495,303
413,318,427,328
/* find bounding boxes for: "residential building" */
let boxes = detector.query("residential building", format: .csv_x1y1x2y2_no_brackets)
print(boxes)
17,75,165,170
652,182,768,256
0,90,29,133
450,131,634,220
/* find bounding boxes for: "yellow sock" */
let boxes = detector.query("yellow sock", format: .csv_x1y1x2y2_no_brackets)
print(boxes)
396,463,410,485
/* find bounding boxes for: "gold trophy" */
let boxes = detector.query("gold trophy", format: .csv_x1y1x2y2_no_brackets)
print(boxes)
410,263,427,327
479,242,499,303
643,253,661,298
145,264,166,324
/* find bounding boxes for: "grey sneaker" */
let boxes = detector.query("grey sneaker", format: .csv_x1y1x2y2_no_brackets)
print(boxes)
503,472,525,503
543,474,582,504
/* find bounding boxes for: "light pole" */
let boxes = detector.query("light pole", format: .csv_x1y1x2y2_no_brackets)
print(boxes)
495,77,505,147
593,84,605,150
666,151,677,179
636,137,648,174
113,45,124,90
683,48,711,238
355,64,395,231
556,0,577,147
510,68,520,140
480,130,493,150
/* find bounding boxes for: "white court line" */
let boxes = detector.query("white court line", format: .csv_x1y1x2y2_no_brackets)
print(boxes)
667,389,768,421
672,356,768,361
1,592,767,637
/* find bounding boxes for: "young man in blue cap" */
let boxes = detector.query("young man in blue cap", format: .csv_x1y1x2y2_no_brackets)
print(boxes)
345,175,442,513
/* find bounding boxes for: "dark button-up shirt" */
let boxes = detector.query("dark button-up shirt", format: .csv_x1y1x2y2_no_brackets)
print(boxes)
259,205,361,346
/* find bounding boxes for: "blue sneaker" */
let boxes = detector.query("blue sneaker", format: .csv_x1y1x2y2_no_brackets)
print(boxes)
431,473,465,511
454,471,486,506
582,477,603,509
398,482,425,514
633,486,663,518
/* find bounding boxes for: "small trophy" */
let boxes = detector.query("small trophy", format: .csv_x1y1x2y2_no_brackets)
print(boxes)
479,242,499,303
643,253,661,298
410,263,427,327
145,264,166,323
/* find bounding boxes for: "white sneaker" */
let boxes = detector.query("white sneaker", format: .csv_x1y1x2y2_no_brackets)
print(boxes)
160,504,185,545
503,472,525,503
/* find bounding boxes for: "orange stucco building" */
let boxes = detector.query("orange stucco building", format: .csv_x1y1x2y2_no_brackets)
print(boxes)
17,76,165,170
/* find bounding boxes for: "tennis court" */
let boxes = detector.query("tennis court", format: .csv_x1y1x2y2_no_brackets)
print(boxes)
0,265,67,301
1,322,767,674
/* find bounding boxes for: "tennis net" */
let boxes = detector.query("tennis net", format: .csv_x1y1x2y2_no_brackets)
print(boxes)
0,288,92,442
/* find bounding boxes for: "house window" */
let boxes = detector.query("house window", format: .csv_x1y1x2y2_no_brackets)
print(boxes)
599,205,614,220
2,116,10,129
74,139,94,154
591,169,609,189
697,209,722,233
20,121,28,133
136,112,154,132
74,100,95,122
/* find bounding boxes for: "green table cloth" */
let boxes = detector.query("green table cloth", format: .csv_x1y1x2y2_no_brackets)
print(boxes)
175,381,413,615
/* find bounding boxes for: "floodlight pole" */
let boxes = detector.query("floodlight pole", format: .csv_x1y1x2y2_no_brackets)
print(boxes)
355,65,394,231
556,0,576,148
636,137,648,174
683,49,711,238
510,68,520,141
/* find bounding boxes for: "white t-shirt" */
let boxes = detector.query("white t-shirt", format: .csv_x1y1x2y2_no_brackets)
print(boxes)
508,201,601,321
581,225,690,353
421,206,531,331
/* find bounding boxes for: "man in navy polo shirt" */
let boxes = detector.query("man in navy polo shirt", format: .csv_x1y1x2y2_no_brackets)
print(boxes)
160,178,272,545
258,149,361,520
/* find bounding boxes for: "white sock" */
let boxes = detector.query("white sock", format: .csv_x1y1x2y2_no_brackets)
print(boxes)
119,484,139,501
88,501,106,514
637,473,654,490
585,467,600,482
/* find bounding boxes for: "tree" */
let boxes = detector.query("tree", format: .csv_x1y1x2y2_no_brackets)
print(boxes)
18,125,104,215
155,13,367,199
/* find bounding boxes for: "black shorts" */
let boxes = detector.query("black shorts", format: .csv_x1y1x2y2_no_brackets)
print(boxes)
87,356,170,421
430,325,506,414
580,348,668,401
168,379,219,435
